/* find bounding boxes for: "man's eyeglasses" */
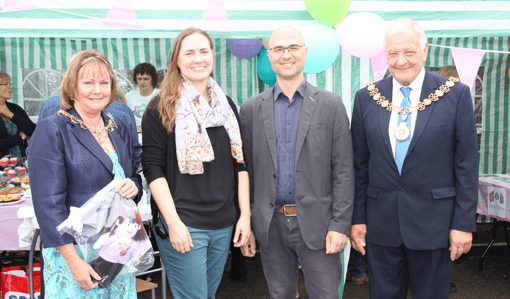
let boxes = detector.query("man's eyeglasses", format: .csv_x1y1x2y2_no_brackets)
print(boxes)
0,83,12,88
268,45,305,55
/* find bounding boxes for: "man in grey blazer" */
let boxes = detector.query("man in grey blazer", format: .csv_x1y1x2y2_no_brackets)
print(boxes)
240,25,354,298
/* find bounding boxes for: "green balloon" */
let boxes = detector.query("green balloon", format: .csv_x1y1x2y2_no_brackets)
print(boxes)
305,0,351,27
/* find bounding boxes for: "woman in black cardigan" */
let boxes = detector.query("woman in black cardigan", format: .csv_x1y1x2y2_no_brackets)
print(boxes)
0,71,36,162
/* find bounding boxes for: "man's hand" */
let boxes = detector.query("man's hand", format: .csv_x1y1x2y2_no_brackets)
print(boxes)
240,234,257,257
349,224,367,255
325,231,348,254
449,229,472,261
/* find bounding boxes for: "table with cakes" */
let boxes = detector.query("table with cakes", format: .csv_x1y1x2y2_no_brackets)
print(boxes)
0,156,35,252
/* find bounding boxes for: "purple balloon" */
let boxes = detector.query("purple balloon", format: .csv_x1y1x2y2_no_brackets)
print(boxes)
228,39,263,59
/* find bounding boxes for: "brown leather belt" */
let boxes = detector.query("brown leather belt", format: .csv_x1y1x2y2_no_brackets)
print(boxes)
276,204,297,216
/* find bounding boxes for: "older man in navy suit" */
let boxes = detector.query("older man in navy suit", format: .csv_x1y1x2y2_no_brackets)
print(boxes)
350,18,479,298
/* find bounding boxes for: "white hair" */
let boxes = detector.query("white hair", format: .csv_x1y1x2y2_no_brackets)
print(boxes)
383,18,427,50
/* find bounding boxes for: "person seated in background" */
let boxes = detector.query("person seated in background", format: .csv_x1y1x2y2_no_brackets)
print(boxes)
125,63,159,130
0,71,36,165
38,88,141,163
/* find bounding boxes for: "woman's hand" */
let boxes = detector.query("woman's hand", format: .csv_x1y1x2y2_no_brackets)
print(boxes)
167,220,193,254
115,178,138,199
0,105,14,120
57,244,100,290
233,213,251,248
68,257,101,290
19,130,26,140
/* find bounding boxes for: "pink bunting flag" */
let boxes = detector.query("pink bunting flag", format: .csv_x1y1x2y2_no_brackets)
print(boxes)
1,0,40,13
103,0,141,28
450,47,486,90
371,51,388,82
200,0,232,32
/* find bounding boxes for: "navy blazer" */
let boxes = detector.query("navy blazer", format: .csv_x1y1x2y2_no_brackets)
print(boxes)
351,70,479,250
29,109,142,248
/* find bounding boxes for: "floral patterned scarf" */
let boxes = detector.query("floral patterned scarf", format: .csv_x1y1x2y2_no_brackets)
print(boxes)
175,76,244,175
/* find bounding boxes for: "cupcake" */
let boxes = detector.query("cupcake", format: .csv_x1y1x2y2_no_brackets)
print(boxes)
9,157,18,165
7,170,16,177
0,157,8,167
16,167,26,174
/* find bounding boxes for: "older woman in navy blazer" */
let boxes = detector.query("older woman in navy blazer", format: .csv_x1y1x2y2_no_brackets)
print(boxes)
28,49,141,298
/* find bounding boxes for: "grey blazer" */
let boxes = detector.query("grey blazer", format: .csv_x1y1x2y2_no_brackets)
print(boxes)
240,82,354,251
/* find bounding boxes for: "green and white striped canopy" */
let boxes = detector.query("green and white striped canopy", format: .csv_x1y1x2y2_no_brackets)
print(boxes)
0,0,509,38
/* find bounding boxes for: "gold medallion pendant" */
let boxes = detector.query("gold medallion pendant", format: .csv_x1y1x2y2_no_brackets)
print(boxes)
395,122,411,142
120,250,127,256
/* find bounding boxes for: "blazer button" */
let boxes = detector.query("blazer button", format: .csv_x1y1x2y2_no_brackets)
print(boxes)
270,202,275,208
398,186,404,191
273,174,276,179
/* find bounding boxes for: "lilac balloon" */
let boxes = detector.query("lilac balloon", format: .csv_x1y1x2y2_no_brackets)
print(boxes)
228,39,263,59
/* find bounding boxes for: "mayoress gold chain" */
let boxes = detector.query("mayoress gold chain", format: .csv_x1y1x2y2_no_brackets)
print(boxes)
366,76,460,121
57,109,115,154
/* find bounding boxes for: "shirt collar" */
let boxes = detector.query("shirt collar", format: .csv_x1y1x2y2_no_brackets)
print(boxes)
392,67,425,101
273,79,307,102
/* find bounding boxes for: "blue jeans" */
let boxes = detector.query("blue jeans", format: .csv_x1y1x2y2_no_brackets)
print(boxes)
347,248,366,279
155,217,233,299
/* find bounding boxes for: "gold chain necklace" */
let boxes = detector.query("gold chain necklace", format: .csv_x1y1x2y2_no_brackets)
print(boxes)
57,109,115,154
116,233,135,256
367,76,459,121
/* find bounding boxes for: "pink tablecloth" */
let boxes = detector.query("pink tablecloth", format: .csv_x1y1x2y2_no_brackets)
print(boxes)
477,174,510,222
0,197,33,251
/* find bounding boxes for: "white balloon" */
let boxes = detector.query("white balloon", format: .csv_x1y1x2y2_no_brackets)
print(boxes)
335,12,387,59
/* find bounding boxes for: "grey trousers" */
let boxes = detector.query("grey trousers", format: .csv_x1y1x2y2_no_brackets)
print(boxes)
259,212,342,299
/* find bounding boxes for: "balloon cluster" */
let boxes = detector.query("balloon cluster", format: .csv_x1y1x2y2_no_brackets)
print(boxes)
228,0,388,85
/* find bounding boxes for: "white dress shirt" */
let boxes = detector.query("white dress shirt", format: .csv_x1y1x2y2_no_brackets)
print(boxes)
389,68,426,157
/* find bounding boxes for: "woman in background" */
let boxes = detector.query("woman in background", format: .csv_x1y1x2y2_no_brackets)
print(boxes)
0,71,36,163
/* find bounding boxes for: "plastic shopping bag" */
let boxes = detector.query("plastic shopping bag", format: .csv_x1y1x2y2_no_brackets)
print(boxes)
1,264,41,299
57,178,154,288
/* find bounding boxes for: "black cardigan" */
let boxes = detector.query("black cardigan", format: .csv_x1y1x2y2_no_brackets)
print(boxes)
0,102,36,157
142,95,246,230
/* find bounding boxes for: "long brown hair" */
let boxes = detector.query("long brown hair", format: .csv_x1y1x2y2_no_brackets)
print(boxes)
157,27,214,133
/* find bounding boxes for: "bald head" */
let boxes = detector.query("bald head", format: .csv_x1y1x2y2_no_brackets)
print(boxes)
268,26,305,49
266,25,307,86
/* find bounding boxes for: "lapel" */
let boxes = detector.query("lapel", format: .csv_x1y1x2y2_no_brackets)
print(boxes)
65,109,113,173
407,71,437,156
106,112,132,177
377,78,394,158
261,87,278,169
295,82,319,165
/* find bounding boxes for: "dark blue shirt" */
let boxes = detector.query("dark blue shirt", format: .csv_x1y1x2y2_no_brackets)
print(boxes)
274,80,306,207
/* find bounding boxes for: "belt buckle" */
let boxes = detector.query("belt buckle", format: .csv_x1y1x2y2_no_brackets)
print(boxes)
283,204,296,216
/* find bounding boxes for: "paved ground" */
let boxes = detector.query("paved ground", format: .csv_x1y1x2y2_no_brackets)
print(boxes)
139,223,510,298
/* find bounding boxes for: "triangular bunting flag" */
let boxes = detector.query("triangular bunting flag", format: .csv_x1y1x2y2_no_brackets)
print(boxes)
200,0,232,33
451,47,486,90
1,0,40,13
103,0,141,29
371,51,388,82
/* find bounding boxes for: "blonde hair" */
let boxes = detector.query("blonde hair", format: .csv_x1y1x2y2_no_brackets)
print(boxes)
157,27,214,133
113,87,126,104
60,49,117,110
